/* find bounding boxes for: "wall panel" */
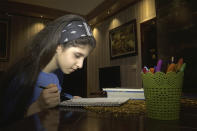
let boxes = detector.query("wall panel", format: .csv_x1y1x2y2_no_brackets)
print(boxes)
87,0,156,96
0,15,48,71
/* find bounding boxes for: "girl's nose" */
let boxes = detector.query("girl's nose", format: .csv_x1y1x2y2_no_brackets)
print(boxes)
76,59,84,69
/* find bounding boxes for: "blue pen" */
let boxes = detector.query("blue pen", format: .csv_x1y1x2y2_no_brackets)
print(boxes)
154,66,157,72
63,93,73,99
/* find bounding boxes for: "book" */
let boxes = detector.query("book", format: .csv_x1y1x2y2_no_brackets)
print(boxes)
103,88,145,100
59,97,129,107
59,106,87,112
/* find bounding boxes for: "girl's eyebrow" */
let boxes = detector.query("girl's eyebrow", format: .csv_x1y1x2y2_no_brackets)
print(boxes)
75,52,85,57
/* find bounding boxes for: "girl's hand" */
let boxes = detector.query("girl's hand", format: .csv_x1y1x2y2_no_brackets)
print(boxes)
37,84,60,109
26,84,60,116
73,96,81,99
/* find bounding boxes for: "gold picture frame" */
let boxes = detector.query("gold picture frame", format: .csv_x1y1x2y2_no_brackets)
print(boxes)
0,18,10,62
109,19,137,59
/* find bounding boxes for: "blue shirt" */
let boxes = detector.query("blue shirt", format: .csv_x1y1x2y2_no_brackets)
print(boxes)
31,71,62,104
0,70,71,127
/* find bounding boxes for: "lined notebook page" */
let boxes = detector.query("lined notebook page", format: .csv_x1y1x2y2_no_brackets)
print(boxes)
59,97,129,107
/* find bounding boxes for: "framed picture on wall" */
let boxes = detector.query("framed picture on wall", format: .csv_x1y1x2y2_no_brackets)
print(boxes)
109,19,137,59
0,18,10,62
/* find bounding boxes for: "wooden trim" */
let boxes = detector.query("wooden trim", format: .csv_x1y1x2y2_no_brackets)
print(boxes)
86,0,117,20
0,1,84,20
0,0,140,24
87,0,140,26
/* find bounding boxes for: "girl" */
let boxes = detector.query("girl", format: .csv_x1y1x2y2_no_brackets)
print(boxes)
0,14,96,126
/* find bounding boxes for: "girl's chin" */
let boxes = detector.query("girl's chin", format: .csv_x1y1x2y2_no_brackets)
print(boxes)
63,69,75,74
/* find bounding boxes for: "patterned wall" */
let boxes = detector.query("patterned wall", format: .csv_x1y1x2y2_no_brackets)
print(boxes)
87,0,156,96
0,15,48,71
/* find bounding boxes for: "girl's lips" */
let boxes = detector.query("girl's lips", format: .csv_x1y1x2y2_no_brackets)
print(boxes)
71,68,76,72
72,68,78,71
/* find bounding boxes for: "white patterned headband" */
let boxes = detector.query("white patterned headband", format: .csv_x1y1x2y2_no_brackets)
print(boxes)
59,20,93,44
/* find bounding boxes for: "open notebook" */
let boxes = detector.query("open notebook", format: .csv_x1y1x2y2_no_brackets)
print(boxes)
59,97,129,107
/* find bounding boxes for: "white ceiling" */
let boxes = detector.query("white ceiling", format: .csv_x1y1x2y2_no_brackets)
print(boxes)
8,0,105,15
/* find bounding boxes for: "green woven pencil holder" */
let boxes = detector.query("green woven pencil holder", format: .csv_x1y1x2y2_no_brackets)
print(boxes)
142,71,184,120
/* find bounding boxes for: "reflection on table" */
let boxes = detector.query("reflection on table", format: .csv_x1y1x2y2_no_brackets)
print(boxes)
1,99,197,131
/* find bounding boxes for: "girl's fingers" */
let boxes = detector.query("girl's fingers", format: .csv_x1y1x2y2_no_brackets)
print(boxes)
73,96,81,99
43,85,59,93
44,84,57,89
45,97,60,108
42,91,60,99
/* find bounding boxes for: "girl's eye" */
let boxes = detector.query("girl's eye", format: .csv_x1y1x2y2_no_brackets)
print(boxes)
74,54,81,58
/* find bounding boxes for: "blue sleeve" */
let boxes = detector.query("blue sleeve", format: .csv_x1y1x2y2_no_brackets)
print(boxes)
31,72,62,104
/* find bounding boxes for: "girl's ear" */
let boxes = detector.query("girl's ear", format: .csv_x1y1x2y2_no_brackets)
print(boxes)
56,45,63,53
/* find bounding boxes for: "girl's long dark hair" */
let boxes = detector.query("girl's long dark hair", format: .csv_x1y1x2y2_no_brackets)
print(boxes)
0,14,95,125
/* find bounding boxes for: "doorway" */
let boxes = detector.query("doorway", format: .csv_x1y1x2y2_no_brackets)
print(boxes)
140,18,157,68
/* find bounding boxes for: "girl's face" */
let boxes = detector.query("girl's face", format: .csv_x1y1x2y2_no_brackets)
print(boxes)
56,44,92,74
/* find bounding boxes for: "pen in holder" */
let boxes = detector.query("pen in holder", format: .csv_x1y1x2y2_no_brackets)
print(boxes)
142,71,184,120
